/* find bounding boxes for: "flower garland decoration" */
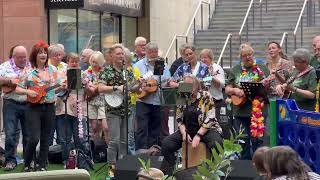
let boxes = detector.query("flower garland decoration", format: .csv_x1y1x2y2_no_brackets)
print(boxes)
315,79,320,112
240,60,266,138
250,98,265,138
77,99,84,139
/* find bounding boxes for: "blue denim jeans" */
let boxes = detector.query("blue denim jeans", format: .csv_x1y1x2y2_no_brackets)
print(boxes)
57,114,89,161
128,105,136,155
3,99,28,164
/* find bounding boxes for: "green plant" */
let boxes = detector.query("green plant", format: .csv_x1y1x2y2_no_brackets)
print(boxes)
192,128,245,180
138,158,151,173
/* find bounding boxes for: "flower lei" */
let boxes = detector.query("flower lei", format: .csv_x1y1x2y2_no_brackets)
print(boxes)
77,99,84,139
315,79,320,112
240,61,265,138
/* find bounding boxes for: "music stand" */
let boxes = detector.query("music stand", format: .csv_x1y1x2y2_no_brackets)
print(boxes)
240,82,269,103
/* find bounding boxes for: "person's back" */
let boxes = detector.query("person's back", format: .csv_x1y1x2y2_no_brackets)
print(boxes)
273,172,320,180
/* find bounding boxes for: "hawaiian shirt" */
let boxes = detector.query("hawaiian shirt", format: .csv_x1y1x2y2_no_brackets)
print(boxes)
99,65,134,115
0,58,31,102
83,67,105,107
172,61,209,81
21,65,59,104
127,66,141,105
176,91,222,135
131,52,145,65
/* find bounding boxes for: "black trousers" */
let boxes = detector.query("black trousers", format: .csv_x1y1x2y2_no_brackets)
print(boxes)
135,102,163,150
161,129,223,175
24,103,55,168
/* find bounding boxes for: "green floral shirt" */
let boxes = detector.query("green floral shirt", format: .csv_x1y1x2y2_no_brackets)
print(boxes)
290,67,317,111
99,65,134,115
227,63,269,117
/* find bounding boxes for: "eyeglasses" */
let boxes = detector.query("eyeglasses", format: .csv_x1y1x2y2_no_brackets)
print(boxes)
241,53,253,58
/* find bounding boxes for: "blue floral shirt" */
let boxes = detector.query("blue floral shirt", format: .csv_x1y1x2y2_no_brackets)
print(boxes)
172,61,209,81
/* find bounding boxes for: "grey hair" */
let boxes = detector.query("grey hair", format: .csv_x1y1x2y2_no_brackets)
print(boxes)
48,44,64,57
123,47,131,57
81,48,94,56
145,42,158,51
183,44,196,53
200,49,214,61
12,46,27,56
135,36,147,46
183,74,201,91
292,48,310,63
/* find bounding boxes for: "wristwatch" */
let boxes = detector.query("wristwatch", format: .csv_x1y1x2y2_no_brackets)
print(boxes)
113,86,118,91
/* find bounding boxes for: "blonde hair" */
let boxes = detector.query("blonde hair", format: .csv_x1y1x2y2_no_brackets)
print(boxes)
89,51,105,67
200,49,214,62
239,43,254,57
66,52,80,63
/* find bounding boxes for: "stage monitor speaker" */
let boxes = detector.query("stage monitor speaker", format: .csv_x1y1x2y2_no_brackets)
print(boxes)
175,160,260,180
115,154,163,180
67,68,82,90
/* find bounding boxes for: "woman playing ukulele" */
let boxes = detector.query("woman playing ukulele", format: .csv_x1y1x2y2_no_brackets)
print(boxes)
15,40,65,172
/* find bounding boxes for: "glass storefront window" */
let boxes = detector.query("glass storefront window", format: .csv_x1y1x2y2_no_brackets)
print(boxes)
122,16,137,51
78,10,100,52
101,13,120,49
49,9,77,53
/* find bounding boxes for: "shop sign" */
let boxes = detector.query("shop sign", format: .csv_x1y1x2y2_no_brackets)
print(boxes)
45,0,84,9
85,0,143,17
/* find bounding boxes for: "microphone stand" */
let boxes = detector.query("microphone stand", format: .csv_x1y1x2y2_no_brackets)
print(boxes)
122,61,129,155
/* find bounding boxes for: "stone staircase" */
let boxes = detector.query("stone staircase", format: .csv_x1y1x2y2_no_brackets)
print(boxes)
194,0,320,68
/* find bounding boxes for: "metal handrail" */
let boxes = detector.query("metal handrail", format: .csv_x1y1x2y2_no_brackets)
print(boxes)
280,32,288,47
164,0,214,60
294,0,308,35
280,32,288,54
217,33,233,67
293,0,308,49
239,0,255,43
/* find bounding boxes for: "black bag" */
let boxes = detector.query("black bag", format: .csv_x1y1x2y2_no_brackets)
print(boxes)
76,149,94,171
90,138,108,163
48,144,63,164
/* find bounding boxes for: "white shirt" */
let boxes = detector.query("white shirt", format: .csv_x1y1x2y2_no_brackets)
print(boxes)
208,63,225,100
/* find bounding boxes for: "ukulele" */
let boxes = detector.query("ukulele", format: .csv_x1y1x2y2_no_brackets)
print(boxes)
27,84,61,103
231,94,247,106
137,79,158,99
276,67,313,99
2,78,19,94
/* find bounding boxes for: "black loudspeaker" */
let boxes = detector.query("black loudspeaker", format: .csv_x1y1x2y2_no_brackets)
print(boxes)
175,160,260,180
67,68,82,90
115,154,163,180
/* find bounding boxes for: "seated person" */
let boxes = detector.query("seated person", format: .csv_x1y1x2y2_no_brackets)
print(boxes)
160,75,223,175
264,146,320,180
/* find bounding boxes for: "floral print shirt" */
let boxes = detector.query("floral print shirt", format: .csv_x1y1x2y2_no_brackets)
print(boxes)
172,61,209,81
0,59,31,102
99,65,134,115
21,65,59,104
176,91,222,135
83,67,105,107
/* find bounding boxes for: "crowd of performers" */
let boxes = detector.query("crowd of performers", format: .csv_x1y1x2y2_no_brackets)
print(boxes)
1,35,320,179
